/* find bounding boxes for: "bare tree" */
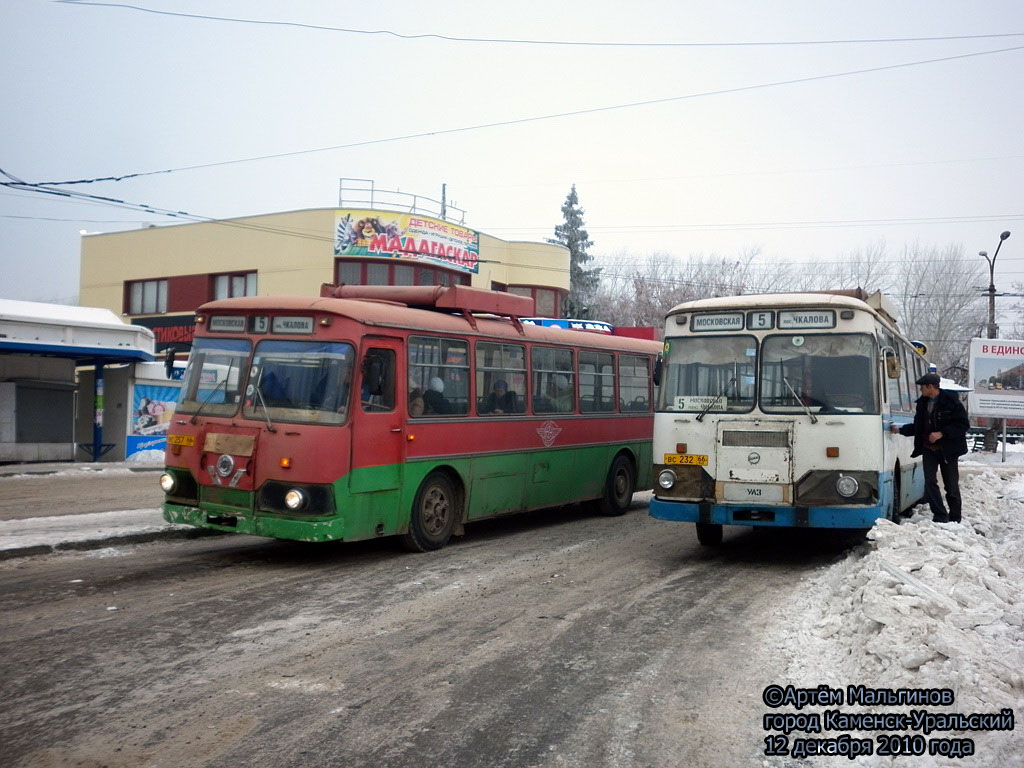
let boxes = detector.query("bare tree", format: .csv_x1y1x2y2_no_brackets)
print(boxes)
827,240,892,294
891,242,987,381
1004,282,1024,339
591,245,892,331
592,241,985,377
591,251,760,330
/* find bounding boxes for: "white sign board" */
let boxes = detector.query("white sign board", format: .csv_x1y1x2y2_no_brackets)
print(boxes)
208,315,246,333
777,309,835,330
967,338,1024,418
691,313,744,332
675,395,727,412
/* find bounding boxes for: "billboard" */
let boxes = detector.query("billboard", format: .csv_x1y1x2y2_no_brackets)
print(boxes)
967,338,1024,418
334,210,479,273
126,382,180,459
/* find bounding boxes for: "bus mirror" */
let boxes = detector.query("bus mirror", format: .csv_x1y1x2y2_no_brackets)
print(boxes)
884,349,901,379
653,356,663,387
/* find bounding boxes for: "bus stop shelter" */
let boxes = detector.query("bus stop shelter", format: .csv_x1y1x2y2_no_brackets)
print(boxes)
0,299,154,462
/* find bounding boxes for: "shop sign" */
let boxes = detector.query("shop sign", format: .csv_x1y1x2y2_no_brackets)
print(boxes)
335,209,480,273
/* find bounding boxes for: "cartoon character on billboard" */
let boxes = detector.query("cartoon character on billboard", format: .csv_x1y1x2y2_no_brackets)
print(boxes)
336,213,404,253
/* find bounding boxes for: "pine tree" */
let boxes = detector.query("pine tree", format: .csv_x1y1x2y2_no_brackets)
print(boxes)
552,185,601,318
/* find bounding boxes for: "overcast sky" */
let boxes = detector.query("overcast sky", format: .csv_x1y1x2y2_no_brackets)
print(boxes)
2,0,1022,306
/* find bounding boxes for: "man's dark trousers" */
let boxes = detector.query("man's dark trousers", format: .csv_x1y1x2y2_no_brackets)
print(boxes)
921,448,961,522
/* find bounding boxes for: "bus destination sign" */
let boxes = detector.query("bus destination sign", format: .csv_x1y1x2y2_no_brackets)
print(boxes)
272,316,315,334
778,310,836,330
691,313,744,332
208,315,246,333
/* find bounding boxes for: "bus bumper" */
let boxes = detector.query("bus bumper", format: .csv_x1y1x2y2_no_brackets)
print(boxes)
648,497,883,529
163,502,348,542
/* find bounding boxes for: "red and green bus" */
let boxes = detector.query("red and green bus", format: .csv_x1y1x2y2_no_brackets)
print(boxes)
160,284,661,551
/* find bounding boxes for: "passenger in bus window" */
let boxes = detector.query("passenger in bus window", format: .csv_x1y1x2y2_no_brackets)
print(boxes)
542,373,573,413
423,377,451,415
408,377,425,417
481,379,518,415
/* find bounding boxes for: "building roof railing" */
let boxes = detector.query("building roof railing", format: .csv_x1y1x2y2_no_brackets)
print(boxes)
338,178,467,225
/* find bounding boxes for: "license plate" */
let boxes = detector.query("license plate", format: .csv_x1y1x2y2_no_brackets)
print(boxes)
664,453,709,466
167,434,195,447
723,483,784,502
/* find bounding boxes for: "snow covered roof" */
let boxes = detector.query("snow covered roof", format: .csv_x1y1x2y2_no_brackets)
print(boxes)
0,299,154,362
940,377,971,392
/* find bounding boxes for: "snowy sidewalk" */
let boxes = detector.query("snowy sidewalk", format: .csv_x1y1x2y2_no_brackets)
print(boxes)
0,508,212,559
0,459,162,478
0,459,218,559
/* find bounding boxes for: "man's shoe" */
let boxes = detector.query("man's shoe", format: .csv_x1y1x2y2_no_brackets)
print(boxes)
933,515,950,523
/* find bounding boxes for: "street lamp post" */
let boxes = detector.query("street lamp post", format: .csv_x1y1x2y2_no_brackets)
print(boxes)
979,231,1012,453
979,230,1012,339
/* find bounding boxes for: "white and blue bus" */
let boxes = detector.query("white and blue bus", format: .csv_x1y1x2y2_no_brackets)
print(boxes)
649,291,928,545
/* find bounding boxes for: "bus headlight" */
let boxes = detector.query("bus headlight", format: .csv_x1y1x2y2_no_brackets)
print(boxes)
835,475,859,498
657,470,676,490
284,489,308,510
159,473,177,494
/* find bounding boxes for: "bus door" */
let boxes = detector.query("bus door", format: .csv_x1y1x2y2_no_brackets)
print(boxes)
349,339,403,494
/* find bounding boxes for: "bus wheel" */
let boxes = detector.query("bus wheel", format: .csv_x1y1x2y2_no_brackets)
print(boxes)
402,472,459,552
695,523,723,546
596,454,636,516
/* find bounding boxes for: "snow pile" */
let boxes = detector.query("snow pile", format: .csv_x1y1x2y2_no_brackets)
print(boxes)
765,471,1024,766
126,449,166,465
961,440,1024,468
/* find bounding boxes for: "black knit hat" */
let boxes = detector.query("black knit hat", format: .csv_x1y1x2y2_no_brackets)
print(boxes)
915,373,940,386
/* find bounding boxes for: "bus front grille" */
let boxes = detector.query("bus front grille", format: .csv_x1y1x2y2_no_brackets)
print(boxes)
721,430,790,448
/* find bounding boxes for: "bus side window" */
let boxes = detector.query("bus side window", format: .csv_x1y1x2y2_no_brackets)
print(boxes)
475,341,526,415
361,349,395,412
619,354,651,412
902,346,917,411
532,347,574,414
408,336,470,417
580,351,615,413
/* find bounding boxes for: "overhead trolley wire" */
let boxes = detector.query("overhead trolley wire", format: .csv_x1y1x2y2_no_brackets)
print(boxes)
19,44,1024,187
54,3,1024,48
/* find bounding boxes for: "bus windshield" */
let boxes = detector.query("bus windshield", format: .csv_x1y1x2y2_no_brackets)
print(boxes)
176,337,250,416
658,335,757,413
760,333,878,414
243,340,355,425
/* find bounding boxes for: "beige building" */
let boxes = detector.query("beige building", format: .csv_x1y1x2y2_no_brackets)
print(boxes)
80,203,570,353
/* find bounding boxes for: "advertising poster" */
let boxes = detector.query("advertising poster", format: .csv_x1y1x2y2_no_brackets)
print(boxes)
522,318,613,334
967,338,1024,418
334,209,479,273
126,383,180,458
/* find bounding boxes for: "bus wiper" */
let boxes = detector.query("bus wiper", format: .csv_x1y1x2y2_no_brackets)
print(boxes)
189,375,228,425
252,374,277,433
696,378,733,422
782,376,818,424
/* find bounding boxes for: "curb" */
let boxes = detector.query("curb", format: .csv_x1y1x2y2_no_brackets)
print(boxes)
0,526,224,561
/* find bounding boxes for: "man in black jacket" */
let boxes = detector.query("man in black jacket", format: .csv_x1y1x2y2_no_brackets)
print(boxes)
891,373,970,522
